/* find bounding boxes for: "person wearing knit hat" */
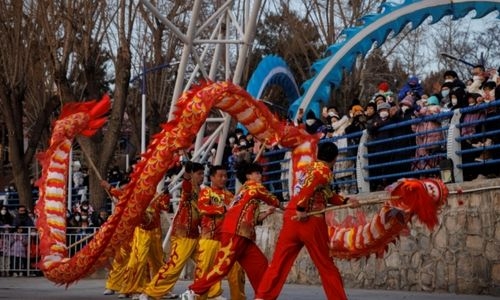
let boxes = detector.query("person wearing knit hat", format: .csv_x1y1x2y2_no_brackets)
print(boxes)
378,81,390,93
377,102,391,112
373,94,386,107
304,110,323,135
426,95,440,106
350,105,364,117
398,76,424,101
400,95,414,108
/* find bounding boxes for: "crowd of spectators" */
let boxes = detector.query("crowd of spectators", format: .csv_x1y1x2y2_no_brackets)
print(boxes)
0,204,38,277
293,65,500,191
184,66,500,194
0,160,118,277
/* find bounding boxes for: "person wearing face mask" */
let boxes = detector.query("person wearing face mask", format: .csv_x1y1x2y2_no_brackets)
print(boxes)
482,81,497,103
443,70,466,89
0,205,13,227
304,110,325,135
325,109,352,194
77,200,94,216
323,106,339,124
484,75,500,171
233,137,252,164
399,96,414,117
12,205,34,232
398,76,424,101
440,71,466,111
475,81,499,163
66,211,82,235
344,104,368,194
446,85,467,111
439,83,452,109
377,104,390,120
411,96,444,172
393,96,417,176
451,94,458,108
223,135,238,165
79,211,94,227
345,105,367,149
468,65,489,94
366,102,403,191
460,93,486,180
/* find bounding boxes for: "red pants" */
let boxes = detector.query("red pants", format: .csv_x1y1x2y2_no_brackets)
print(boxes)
190,233,268,296
255,213,347,300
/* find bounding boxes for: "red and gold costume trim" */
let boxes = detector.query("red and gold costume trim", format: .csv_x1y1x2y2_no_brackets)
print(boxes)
222,180,280,240
290,161,344,213
171,179,201,239
198,187,233,240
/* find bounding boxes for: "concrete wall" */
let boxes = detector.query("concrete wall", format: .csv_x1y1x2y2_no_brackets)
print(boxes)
255,178,500,296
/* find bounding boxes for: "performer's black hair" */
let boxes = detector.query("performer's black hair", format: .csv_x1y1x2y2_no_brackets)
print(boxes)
184,161,204,173
209,164,227,177
235,161,263,183
317,141,338,163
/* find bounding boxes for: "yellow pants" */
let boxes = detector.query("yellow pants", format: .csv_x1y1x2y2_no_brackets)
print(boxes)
121,227,164,294
196,238,246,300
105,245,131,292
227,261,246,300
143,236,200,298
148,227,165,275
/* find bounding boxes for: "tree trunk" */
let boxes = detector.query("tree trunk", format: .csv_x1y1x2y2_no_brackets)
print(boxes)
1,92,33,209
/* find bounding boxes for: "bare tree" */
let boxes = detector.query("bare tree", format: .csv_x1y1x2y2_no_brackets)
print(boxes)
87,0,136,210
431,16,500,80
0,1,62,208
0,1,138,211
128,0,192,151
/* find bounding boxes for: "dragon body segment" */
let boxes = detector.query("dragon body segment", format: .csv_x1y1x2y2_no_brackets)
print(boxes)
36,82,447,285
328,178,448,259
36,82,290,284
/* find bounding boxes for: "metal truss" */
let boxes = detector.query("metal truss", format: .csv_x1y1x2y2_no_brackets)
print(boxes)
141,0,262,165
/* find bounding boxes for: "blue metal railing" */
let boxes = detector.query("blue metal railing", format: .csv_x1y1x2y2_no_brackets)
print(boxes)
248,100,500,194
3,101,500,207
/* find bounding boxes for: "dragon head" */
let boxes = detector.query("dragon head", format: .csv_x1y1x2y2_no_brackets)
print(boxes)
387,178,448,230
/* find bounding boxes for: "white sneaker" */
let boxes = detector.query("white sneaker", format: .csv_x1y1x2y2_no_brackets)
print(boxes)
131,294,141,300
118,294,128,298
103,289,115,295
180,290,197,300
208,296,226,300
138,293,150,300
161,292,179,299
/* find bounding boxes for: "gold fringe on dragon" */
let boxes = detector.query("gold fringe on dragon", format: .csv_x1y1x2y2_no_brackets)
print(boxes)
34,81,448,285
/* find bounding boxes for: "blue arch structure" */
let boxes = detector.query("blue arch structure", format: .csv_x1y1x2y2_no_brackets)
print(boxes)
246,55,300,103
238,56,300,133
247,0,500,121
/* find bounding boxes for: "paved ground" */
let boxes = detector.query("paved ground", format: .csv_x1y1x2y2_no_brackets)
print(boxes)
0,277,498,300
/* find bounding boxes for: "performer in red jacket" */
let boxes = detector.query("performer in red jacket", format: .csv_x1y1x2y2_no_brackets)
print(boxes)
140,162,205,300
194,165,245,300
181,162,281,299
255,141,359,300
